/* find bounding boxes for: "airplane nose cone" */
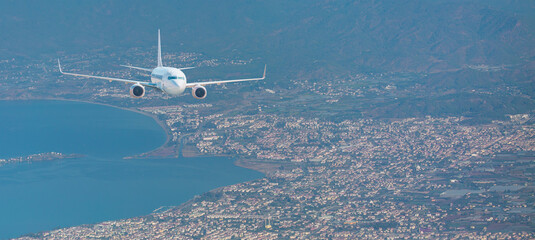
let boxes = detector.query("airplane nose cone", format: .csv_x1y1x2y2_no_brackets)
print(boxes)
163,80,185,96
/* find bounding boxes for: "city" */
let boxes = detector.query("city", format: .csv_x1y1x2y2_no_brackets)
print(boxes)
1,1,534,237
1,49,532,239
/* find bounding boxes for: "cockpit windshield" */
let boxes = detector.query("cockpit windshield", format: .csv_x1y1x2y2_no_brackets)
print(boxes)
168,76,178,80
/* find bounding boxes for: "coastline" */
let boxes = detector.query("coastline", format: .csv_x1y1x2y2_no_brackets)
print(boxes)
234,158,282,175
0,97,173,158
0,98,270,175
1,98,268,239
0,152,84,167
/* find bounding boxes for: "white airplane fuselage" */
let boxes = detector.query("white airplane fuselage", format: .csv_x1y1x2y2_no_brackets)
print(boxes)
151,67,187,96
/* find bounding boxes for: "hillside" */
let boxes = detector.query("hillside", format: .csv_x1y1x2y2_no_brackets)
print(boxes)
0,0,533,119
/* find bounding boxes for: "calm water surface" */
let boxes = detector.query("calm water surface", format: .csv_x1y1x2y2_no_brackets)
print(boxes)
0,100,262,239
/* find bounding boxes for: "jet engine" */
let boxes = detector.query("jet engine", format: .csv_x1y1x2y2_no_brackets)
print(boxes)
192,85,207,99
130,84,145,98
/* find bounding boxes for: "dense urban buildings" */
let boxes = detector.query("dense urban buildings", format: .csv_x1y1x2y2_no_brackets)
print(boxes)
1,1,534,238
2,50,532,239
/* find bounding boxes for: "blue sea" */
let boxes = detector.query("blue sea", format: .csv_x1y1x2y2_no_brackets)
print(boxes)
0,100,262,239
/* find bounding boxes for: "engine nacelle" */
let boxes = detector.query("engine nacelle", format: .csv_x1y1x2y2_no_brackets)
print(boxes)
130,84,145,98
192,85,207,99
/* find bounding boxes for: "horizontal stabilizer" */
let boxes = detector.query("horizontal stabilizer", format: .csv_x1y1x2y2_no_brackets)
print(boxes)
178,67,196,70
120,65,153,72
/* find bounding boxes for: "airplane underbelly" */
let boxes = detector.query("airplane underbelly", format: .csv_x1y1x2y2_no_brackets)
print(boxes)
162,81,185,96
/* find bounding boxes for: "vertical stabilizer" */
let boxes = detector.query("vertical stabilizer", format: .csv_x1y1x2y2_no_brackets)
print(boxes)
157,29,163,67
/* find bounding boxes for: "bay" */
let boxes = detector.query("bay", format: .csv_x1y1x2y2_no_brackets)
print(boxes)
0,100,262,239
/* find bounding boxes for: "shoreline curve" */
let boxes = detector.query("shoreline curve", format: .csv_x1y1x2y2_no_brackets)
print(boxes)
1,97,271,174
0,98,171,158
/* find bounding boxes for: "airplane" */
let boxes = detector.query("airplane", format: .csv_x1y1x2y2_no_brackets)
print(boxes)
58,30,266,99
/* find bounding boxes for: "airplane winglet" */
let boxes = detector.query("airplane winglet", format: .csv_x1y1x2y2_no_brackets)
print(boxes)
57,59,63,73
262,64,267,79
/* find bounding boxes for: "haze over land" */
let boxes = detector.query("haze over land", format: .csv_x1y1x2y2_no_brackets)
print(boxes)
1,0,534,120
0,0,534,239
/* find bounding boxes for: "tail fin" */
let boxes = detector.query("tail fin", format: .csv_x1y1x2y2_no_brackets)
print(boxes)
157,29,163,67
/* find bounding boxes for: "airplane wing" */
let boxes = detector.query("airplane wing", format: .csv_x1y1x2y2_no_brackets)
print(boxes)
58,60,158,88
120,65,153,72
185,65,266,88
121,65,193,71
